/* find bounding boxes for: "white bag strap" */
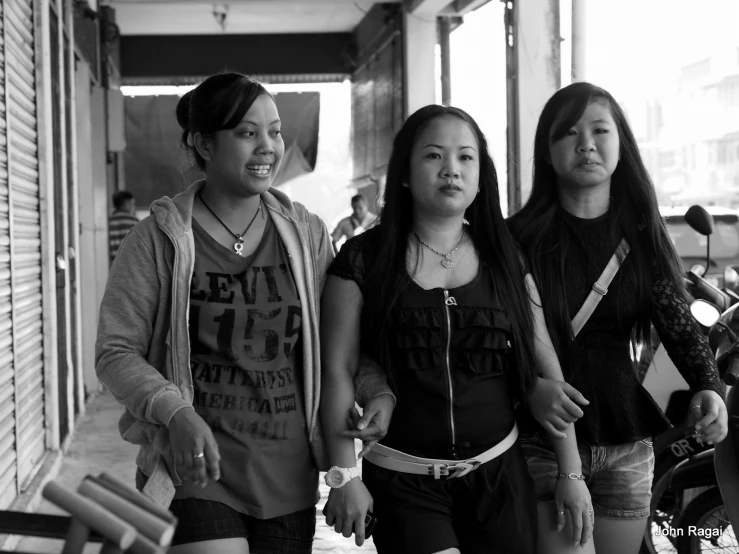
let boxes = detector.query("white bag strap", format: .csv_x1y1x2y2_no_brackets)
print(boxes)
571,238,630,338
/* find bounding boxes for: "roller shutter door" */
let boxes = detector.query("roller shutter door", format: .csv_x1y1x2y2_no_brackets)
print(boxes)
0,0,45,508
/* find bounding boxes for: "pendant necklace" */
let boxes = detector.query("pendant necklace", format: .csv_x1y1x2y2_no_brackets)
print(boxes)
198,192,262,256
409,227,466,269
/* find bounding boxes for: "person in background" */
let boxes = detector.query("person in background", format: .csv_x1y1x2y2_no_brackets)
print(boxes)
109,190,139,262
95,72,394,554
331,194,377,250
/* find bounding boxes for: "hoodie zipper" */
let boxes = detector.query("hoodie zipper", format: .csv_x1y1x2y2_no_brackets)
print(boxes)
443,289,457,455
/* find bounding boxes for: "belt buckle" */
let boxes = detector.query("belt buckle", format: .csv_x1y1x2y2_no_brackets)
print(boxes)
429,459,481,480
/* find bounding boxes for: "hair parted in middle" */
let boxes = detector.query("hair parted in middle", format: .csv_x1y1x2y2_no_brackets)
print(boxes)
175,72,272,171
508,81,686,365
361,104,537,397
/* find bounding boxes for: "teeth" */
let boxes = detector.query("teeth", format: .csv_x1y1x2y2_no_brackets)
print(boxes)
247,164,271,175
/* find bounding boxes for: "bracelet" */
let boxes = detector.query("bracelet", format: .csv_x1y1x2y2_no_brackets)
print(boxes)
556,472,584,480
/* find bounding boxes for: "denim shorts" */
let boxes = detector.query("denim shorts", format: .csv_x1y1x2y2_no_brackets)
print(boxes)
519,432,655,520
135,468,315,553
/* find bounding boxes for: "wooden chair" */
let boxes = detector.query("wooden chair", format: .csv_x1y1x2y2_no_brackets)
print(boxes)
0,473,177,554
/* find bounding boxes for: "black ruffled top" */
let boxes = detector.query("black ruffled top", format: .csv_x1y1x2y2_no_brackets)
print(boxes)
329,227,516,459
522,210,723,444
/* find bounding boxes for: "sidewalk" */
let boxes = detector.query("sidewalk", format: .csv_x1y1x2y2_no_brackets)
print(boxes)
14,390,376,553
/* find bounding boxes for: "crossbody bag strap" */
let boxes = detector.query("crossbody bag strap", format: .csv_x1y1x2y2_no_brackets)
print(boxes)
571,238,630,338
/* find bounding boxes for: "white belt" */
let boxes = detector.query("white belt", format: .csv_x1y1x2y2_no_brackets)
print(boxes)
363,424,518,480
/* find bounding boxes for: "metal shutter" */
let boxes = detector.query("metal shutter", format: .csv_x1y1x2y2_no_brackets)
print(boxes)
0,0,44,507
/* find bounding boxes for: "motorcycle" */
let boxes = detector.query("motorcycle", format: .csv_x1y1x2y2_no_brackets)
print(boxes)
642,205,737,554
668,297,739,553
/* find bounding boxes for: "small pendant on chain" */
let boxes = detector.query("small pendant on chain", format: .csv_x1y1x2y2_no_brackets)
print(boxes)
234,239,244,256
442,257,454,269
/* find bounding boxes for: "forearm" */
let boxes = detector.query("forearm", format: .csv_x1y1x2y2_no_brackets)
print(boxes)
321,364,360,468
527,273,567,382
354,355,395,408
526,274,583,472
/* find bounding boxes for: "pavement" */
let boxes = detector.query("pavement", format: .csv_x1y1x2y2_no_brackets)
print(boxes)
13,390,377,553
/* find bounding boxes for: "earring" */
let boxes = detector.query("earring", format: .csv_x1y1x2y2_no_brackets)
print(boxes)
402,182,410,188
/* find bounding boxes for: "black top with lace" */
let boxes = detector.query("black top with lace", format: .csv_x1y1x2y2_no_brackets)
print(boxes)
528,210,722,444
329,227,516,459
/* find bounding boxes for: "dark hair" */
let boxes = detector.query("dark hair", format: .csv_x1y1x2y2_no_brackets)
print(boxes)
363,105,537,397
112,190,134,210
508,81,685,363
176,72,271,170
351,194,367,204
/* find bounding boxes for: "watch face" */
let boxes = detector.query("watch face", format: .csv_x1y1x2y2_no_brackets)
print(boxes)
326,469,345,488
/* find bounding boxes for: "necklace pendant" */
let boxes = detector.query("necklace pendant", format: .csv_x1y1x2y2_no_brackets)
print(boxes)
234,239,244,256
441,257,454,269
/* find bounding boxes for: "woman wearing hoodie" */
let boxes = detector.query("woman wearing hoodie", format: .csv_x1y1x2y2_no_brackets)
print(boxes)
95,72,394,554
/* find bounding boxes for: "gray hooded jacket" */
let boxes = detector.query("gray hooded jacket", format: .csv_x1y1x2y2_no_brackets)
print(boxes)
96,180,343,507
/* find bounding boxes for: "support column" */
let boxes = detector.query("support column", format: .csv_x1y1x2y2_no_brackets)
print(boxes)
439,16,452,105
403,10,437,115
571,0,586,81
505,0,560,213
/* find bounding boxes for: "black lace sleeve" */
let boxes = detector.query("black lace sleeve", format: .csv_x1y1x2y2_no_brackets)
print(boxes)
326,230,373,290
651,277,724,397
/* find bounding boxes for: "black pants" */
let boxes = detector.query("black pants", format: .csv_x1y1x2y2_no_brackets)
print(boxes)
362,442,537,554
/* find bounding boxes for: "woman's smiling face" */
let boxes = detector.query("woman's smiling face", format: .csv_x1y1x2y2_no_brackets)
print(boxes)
205,94,285,197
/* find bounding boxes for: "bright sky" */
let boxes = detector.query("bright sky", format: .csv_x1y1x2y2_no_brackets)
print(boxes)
563,0,739,102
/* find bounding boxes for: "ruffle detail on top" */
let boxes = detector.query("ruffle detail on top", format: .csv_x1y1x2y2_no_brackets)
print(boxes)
453,308,511,375
391,306,512,374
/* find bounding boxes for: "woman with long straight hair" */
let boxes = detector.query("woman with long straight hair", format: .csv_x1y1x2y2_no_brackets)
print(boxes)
508,81,728,554
319,105,592,554
95,72,394,554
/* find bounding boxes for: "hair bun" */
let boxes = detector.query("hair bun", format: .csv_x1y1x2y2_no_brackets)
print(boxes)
176,90,193,131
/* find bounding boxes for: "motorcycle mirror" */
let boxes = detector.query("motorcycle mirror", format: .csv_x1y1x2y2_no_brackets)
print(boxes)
685,205,714,236
690,299,721,327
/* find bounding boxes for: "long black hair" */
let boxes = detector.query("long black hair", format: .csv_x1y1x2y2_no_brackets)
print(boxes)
508,81,685,362
363,105,537,397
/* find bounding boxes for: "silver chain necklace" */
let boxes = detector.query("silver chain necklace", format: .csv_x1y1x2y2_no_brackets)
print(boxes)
409,227,466,269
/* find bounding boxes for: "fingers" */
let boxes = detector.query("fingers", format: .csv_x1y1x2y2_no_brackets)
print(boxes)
701,419,728,444
353,514,366,547
555,503,566,533
562,400,585,420
204,441,221,481
581,507,594,546
542,421,568,439
358,440,377,459
571,507,584,547
356,406,376,432
561,382,590,407
175,449,208,487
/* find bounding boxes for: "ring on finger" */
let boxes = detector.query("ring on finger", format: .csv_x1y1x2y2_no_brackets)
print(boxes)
193,452,205,459
558,511,565,516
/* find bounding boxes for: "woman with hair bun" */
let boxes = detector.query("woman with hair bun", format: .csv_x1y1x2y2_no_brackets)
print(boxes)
95,72,395,553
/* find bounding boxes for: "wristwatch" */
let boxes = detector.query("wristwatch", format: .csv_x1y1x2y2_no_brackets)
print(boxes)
324,466,361,488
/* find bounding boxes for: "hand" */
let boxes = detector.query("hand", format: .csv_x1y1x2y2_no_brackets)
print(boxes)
689,390,728,445
528,377,589,438
168,408,221,487
323,478,373,546
554,478,593,548
340,394,395,458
